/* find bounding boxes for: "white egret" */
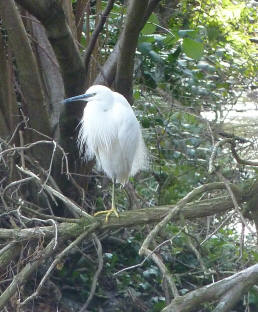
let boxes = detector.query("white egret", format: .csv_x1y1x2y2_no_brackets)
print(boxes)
63,85,147,221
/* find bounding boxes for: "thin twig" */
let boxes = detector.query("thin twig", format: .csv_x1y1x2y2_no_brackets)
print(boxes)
0,238,56,309
16,165,94,221
184,227,207,273
230,141,258,166
7,120,27,145
114,238,175,276
79,234,103,312
41,140,57,188
20,223,98,307
209,138,258,175
84,0,115,71
139,182,227,255
217,171,255,235
200,211,235,246
19,130,25,168
209,138,232,174
3,177,34,197
144,247,179,298
17,205,58,249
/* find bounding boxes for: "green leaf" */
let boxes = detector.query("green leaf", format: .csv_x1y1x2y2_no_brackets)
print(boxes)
182,38,204,60
138,42,152,54
141,13,159,35
141,117,151,128
133,90,141,100
149,50,162,63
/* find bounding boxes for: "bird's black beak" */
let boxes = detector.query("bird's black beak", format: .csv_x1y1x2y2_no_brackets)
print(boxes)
62,93,95,104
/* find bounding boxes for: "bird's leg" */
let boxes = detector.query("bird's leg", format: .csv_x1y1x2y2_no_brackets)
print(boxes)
111,179,119,216
94,179,119,222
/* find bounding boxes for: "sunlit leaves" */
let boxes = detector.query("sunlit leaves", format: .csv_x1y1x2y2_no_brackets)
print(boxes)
141,13,159,35
182,38,204,60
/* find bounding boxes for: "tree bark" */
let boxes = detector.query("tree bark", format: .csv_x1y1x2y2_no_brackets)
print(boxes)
0,192,243,242
95,0,163,95
162,264,258,312
15,0,85,97
114,0,149,102
0,0,51,138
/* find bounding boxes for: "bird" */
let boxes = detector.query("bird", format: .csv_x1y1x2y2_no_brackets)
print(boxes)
63,85,148,221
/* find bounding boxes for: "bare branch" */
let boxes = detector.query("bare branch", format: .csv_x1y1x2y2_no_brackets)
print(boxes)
217,171,255,235
139,182,231,256
114,238,176,276
84,0,115,75
95,0,162,86
162,264,258,312
19,223,98,307
200,211,235,246
209,138,258,174
16,165,94,220
79,234,103,312
0,191,243,242
0,238,56,309
230,140,258,166
17,206,58,249
209,138,232,173
143,248,179,298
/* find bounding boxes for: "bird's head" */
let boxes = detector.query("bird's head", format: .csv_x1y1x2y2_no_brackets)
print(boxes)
62,85,113,104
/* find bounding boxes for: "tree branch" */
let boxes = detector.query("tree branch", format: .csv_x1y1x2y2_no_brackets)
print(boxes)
162,264,258,312
139,182,238,256
19,223,98,307
230,140,258,166
95,0,162,88
0,238,56,309
0,190,243,242
79,234,103,312
114,0,149,102
16,165,94,220
84,0,115,77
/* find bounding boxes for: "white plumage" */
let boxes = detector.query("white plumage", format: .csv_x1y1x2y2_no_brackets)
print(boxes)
63,85,147,220
78,85,147,184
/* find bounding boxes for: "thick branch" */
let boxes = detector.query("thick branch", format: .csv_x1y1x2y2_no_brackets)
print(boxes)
95,0,162,87
0,192,243,242
114,0,149,102
30,16,65,137
15,0,87,174
162,264,258,312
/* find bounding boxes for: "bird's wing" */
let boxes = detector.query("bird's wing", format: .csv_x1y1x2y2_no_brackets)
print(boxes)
112,93,147,177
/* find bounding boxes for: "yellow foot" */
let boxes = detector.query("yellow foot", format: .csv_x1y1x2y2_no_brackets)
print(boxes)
94,206,119,222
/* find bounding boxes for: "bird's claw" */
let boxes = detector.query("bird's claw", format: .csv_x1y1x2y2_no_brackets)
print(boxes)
94,206,119,222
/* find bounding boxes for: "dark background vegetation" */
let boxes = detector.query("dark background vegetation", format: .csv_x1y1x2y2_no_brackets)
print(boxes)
0,0,258,311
